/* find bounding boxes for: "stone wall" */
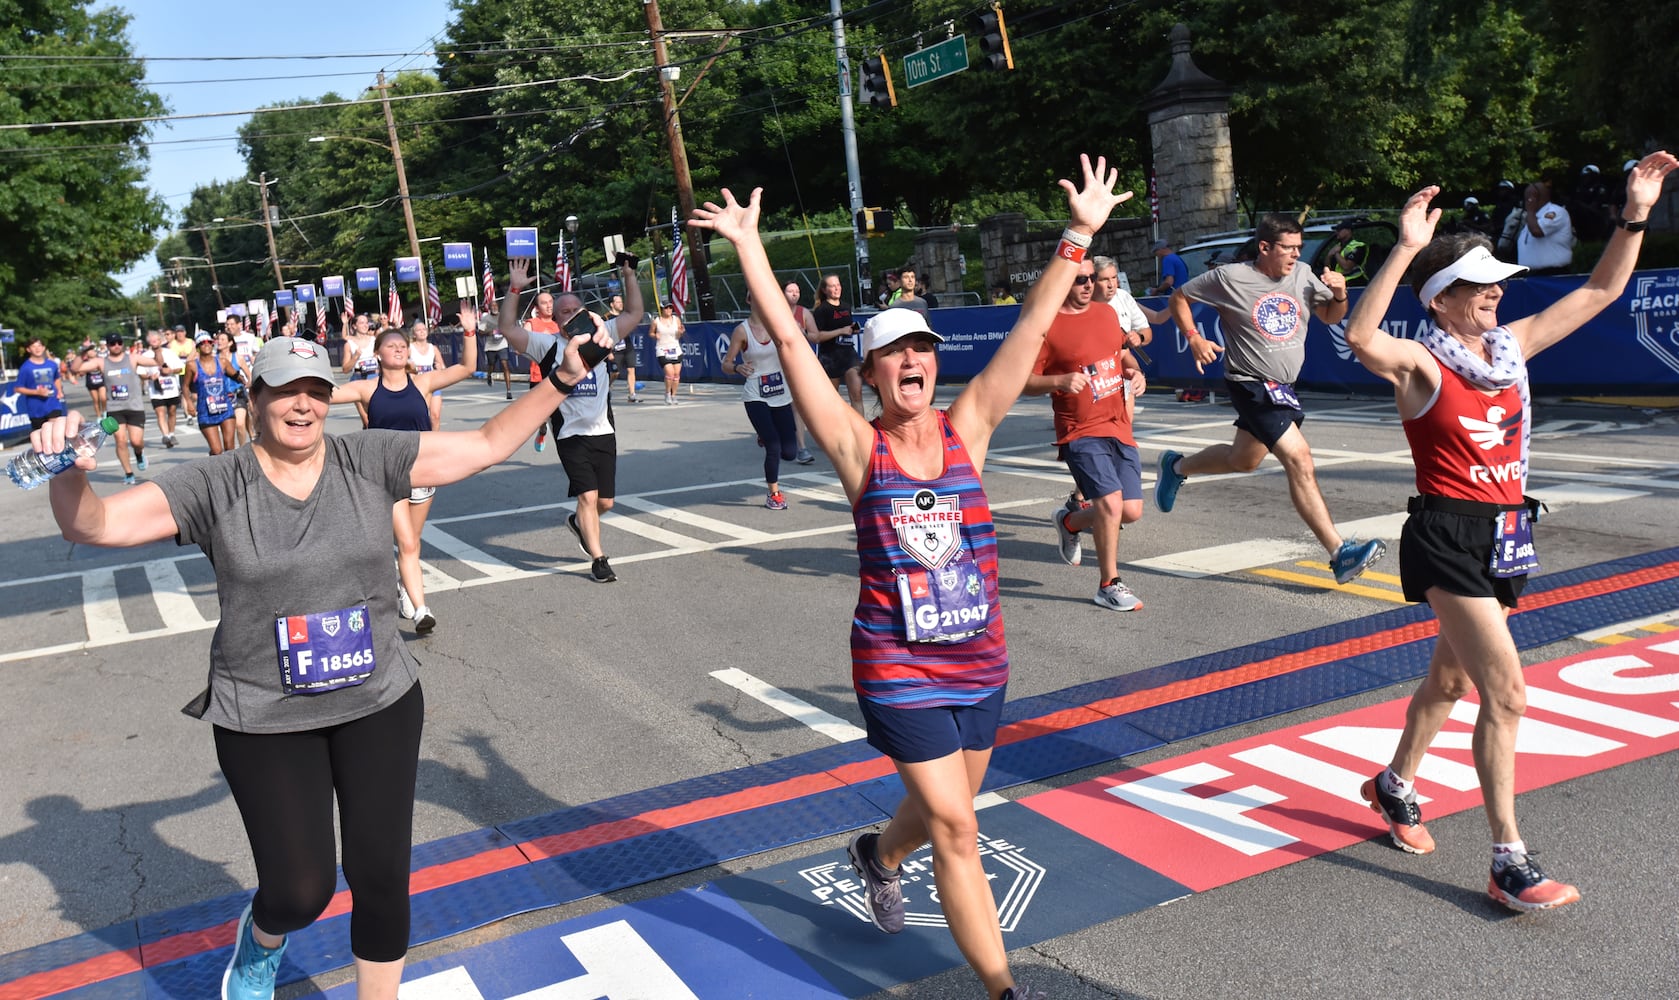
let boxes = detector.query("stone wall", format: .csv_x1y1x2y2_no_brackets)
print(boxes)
979,214,1157,298
1149,108,1240,247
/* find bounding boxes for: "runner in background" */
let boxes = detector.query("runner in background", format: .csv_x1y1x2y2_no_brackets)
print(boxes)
721,292,797,510
145,331,185,449
183,332,238,456
341,313,380,428
650,303,686,403
1342,150,1676,912
691,153,1127,1000
16,337,64,429
407,318,444,430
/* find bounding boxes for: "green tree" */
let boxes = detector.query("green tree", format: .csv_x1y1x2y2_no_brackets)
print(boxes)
0,0,168,350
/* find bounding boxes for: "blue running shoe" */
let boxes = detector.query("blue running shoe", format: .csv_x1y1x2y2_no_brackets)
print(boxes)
1155,450,1185,513
222,903,286,1000
1331,537,1387,585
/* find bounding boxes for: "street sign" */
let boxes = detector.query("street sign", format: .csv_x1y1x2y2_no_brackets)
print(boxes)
902,35,968,89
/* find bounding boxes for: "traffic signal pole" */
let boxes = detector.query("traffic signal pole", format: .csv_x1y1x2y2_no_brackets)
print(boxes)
831,0,872,306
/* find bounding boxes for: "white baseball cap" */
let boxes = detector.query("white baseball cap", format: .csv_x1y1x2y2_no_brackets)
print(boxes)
860,308,944,356
1418,245,1528,306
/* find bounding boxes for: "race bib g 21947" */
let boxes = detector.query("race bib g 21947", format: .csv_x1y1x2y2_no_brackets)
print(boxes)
896,549,990,644
275,605,377,695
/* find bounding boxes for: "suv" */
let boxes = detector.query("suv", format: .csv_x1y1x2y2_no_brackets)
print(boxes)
1174,215,1398,285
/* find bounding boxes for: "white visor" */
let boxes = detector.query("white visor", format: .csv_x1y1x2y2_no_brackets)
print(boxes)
1418,246,1527,307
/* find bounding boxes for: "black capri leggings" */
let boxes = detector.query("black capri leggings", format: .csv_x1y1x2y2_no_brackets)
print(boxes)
744,400,797,485
214,680,424,962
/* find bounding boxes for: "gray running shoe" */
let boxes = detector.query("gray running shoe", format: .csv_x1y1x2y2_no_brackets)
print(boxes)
1094,578,1143,611
847,832,904,933
1052,506,1082,566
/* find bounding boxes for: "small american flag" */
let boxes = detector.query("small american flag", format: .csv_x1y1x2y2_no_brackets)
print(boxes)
266,301,277,334
555,241,572,293
668,205,690,315
315,301,327,339
387,275,402,326
426,264,443,325
342,286,355,318
481,253,496,309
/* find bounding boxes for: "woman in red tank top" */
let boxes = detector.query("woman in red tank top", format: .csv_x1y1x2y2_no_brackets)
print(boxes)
1337,153,1677,914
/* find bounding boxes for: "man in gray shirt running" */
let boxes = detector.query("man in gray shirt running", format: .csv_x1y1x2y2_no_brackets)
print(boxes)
1155,213,1387,585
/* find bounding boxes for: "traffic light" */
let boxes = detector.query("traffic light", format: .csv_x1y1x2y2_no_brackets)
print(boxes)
855,208,895,236
973,4,1014,71
859,53,896,108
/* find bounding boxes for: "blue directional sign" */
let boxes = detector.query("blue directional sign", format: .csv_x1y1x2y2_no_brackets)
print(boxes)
395,257,422,283
274,290,294,307
295,284,317,303
356,268,381,291
0,328,14,344
322,275,345,297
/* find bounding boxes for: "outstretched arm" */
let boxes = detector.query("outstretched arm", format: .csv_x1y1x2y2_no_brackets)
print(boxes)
949,154,1130,462
498,259,538,356
417,305,480,393
607,258,645,342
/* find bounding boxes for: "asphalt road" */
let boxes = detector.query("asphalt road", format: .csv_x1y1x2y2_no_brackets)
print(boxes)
1,378,1675,999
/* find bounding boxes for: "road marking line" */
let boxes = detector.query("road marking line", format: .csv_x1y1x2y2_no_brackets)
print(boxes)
420,559,461,595
1136,539,1318,578
1290,560,1403,586
1575,612,1679,642
81,568,129,644
1527,483,1650,505
612,496,774,543
420,524,527,580
709,667,866,743
1249,567,1409,603
143,559,208,629
599,509,710,551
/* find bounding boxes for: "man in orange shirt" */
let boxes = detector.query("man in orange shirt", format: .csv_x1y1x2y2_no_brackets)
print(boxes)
1025,256,1147,611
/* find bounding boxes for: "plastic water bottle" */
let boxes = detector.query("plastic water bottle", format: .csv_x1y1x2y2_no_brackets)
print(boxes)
6,416,120,490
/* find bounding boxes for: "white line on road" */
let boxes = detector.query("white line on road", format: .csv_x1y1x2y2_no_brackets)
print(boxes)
81,568,129,645
709,667,866,743
143,559,209,629
613,496,775,544
421,524,531,580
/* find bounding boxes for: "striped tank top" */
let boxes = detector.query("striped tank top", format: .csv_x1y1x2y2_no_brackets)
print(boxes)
850,411,1007,708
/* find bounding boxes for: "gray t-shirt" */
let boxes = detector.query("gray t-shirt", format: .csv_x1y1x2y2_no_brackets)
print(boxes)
1180,261,1334,383
154,432,422,733
103,357,156,413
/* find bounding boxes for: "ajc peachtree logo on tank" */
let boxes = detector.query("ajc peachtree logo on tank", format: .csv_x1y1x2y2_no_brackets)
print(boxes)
1630,273,1679,376
889,488,963,571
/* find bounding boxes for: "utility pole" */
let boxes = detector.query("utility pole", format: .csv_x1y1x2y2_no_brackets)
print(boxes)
377,71,424,263
831,0,871,307
644,0,716,320
249,172,283,288
196,227,226,309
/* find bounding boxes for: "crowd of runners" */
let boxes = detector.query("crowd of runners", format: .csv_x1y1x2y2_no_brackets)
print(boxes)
13,149,1677,1000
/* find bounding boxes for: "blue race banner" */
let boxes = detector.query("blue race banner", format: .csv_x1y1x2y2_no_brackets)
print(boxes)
322,275,345,297
504,227,539,259
356,268,380,291
443,242,473,270
394,257,422,283
274,290,294,307
295,284,317,303
228,302,248,317
1,377,33,445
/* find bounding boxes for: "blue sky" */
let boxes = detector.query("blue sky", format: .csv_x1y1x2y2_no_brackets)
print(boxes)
116,0,456,294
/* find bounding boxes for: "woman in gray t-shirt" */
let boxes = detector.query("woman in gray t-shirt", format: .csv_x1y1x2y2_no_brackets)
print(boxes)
28,329,610,999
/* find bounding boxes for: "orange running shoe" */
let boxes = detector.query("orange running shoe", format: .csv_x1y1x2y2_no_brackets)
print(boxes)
1488,852,1581,912
1360,775,1436,854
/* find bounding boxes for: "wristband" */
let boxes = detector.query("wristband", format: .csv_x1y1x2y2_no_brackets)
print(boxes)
463,331,475,337
546,366,578,395
1617,216,1649,233
1060,228,1093,248
1055,239,1088,264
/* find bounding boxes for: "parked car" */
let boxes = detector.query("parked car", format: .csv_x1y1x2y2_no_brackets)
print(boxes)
1175,215,1398,286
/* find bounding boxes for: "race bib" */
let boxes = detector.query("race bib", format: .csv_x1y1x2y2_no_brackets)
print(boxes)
356,355,379,373
758,371,786,398
1264,380,1301,409
109,383,130,401
896,550,990,644
154,375,180,397
275,605,376,694
1490,509,1539,578
657,344,681,360
202,375,227,414
572,370,599,397
1085,354,1129,402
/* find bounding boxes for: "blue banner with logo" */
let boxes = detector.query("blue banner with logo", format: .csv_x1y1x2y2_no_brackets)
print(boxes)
295,284,317,304
322,275,345,298
504,227,538,259
394,257,421,283
356,268,380,292
1,378,33,445
443,242,474,270
274,290,294,307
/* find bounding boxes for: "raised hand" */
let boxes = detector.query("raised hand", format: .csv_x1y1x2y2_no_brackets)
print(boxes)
688,188,762,245
1397,186,1442,250
457,302,478,330
1625,152,1678,217
507,257,533,293
1058,154,1133,235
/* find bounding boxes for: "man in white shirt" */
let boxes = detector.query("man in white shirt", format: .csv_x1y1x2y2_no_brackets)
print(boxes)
1516,180,1574,274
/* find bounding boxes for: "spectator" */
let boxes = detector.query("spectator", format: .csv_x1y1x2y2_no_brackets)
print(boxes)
1148,239,1188,296
1516,179,1574,274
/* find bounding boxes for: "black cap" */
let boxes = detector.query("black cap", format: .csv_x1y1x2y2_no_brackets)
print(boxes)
104,332,125,345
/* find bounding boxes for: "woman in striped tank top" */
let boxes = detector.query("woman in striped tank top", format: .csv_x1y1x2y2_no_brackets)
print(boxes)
693,155,1130,1000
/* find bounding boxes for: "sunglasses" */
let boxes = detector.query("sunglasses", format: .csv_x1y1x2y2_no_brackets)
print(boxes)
1448,279,1508,294
1072,274,1094,286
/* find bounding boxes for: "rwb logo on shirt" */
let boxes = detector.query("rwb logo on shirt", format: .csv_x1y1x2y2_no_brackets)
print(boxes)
889,488,964,571
1250,292,1303,341
1458,404,1521,450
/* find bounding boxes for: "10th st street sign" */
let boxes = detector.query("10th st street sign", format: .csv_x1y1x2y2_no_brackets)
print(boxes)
902,35,968,89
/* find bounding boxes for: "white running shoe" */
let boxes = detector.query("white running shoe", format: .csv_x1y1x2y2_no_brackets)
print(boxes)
1094,578,1143,611
398,583,415,620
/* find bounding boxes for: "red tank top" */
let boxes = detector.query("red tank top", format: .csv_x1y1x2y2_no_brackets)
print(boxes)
1404,358,1525,504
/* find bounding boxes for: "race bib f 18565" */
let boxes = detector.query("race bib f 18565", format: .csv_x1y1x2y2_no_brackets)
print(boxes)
275,605,376,694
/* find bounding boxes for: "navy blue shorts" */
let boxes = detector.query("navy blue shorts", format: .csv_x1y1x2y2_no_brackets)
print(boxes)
1059,437,1142,502
1225,378,1305,449
859,685,1006,764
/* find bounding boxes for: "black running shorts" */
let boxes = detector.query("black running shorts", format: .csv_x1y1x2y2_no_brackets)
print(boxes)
1224,378,1305,449
554,432,617,499
1400,509,1528,609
